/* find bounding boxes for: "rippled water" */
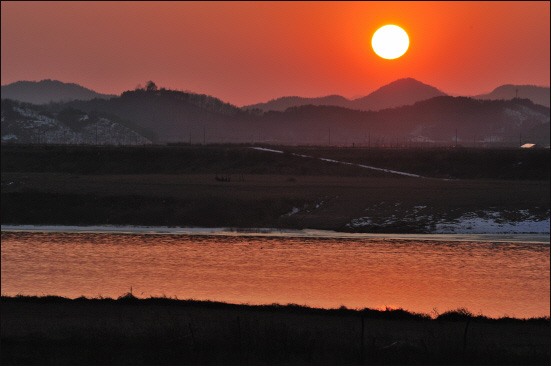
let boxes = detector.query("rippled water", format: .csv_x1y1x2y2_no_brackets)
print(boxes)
1,231,549,318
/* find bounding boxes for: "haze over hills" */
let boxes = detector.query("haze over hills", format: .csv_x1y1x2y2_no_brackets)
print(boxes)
1,79,549,146
257,97,549,146
243,78,447,112
2,77,549,112
472,85,550,108
3,86,547,147
244,95,353,113
0,79,116,105
352,78,447,111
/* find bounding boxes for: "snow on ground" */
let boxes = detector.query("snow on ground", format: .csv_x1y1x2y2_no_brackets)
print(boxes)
348,217,372,227
250,147,429,178
433,215,550,234
250,147,284,154
2,134,18,141
2,225,549,243
346,209,550,234
283,207,300,216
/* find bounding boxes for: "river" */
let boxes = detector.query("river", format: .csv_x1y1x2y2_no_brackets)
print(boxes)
1,228,549,319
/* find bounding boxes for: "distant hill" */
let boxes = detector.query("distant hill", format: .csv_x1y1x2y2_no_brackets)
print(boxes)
472,85,550,108
243,95,352,113
3,83,548,147
1,79,116,105
60,89,551,146
259,97,549,146
61,87,248,143
243,78,446,112
1,99,152,145
351,78,447,111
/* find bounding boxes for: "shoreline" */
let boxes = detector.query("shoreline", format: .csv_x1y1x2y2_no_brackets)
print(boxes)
2,224,550,243
2,294,549,322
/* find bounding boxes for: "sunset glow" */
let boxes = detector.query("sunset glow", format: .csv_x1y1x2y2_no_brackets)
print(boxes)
1,2,549,105
1,2,550,364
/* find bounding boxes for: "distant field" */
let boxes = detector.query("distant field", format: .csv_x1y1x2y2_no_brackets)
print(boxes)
1,144,549,232
2,144,549,179
283,146,550,180
1,144,387,177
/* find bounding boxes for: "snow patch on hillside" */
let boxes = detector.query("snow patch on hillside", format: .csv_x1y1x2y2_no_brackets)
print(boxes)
2,104,152,145
503,106,549,127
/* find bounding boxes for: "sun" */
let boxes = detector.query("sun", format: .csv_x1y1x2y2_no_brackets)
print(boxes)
372,25,409,59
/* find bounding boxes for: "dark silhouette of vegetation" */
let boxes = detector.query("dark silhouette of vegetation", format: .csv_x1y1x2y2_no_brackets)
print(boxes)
145,80,158,92
2,295,549,365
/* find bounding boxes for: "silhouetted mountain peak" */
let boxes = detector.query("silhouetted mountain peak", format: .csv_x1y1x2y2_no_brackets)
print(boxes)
118,86,241,116
243,94,352,112
378,77,426,87
243,78,446,113
350,78,446,111
362,78,444,97
473,84,550,107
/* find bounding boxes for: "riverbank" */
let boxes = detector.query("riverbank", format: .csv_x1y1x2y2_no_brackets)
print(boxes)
2,295,549,365
2,173,549,233
2,144,550,233
2,224,550,243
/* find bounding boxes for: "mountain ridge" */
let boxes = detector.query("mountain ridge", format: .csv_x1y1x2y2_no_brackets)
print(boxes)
2,80,549,146
243,78,550,112
1,79,116,105
3,77,549,111
243,78,447,112
472,84,550,108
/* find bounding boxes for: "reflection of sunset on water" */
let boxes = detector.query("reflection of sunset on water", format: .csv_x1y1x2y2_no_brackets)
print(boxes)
2,231,549,319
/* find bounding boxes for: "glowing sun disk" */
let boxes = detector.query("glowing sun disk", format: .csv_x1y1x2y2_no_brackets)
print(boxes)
372,25,409,59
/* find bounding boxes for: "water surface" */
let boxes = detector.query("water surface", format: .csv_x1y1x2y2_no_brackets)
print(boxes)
2,231,549,318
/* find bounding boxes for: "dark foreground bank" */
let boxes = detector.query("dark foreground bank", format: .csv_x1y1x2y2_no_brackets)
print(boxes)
2,295,549,365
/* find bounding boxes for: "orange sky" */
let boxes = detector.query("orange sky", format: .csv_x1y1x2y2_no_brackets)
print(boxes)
1,1,549,106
